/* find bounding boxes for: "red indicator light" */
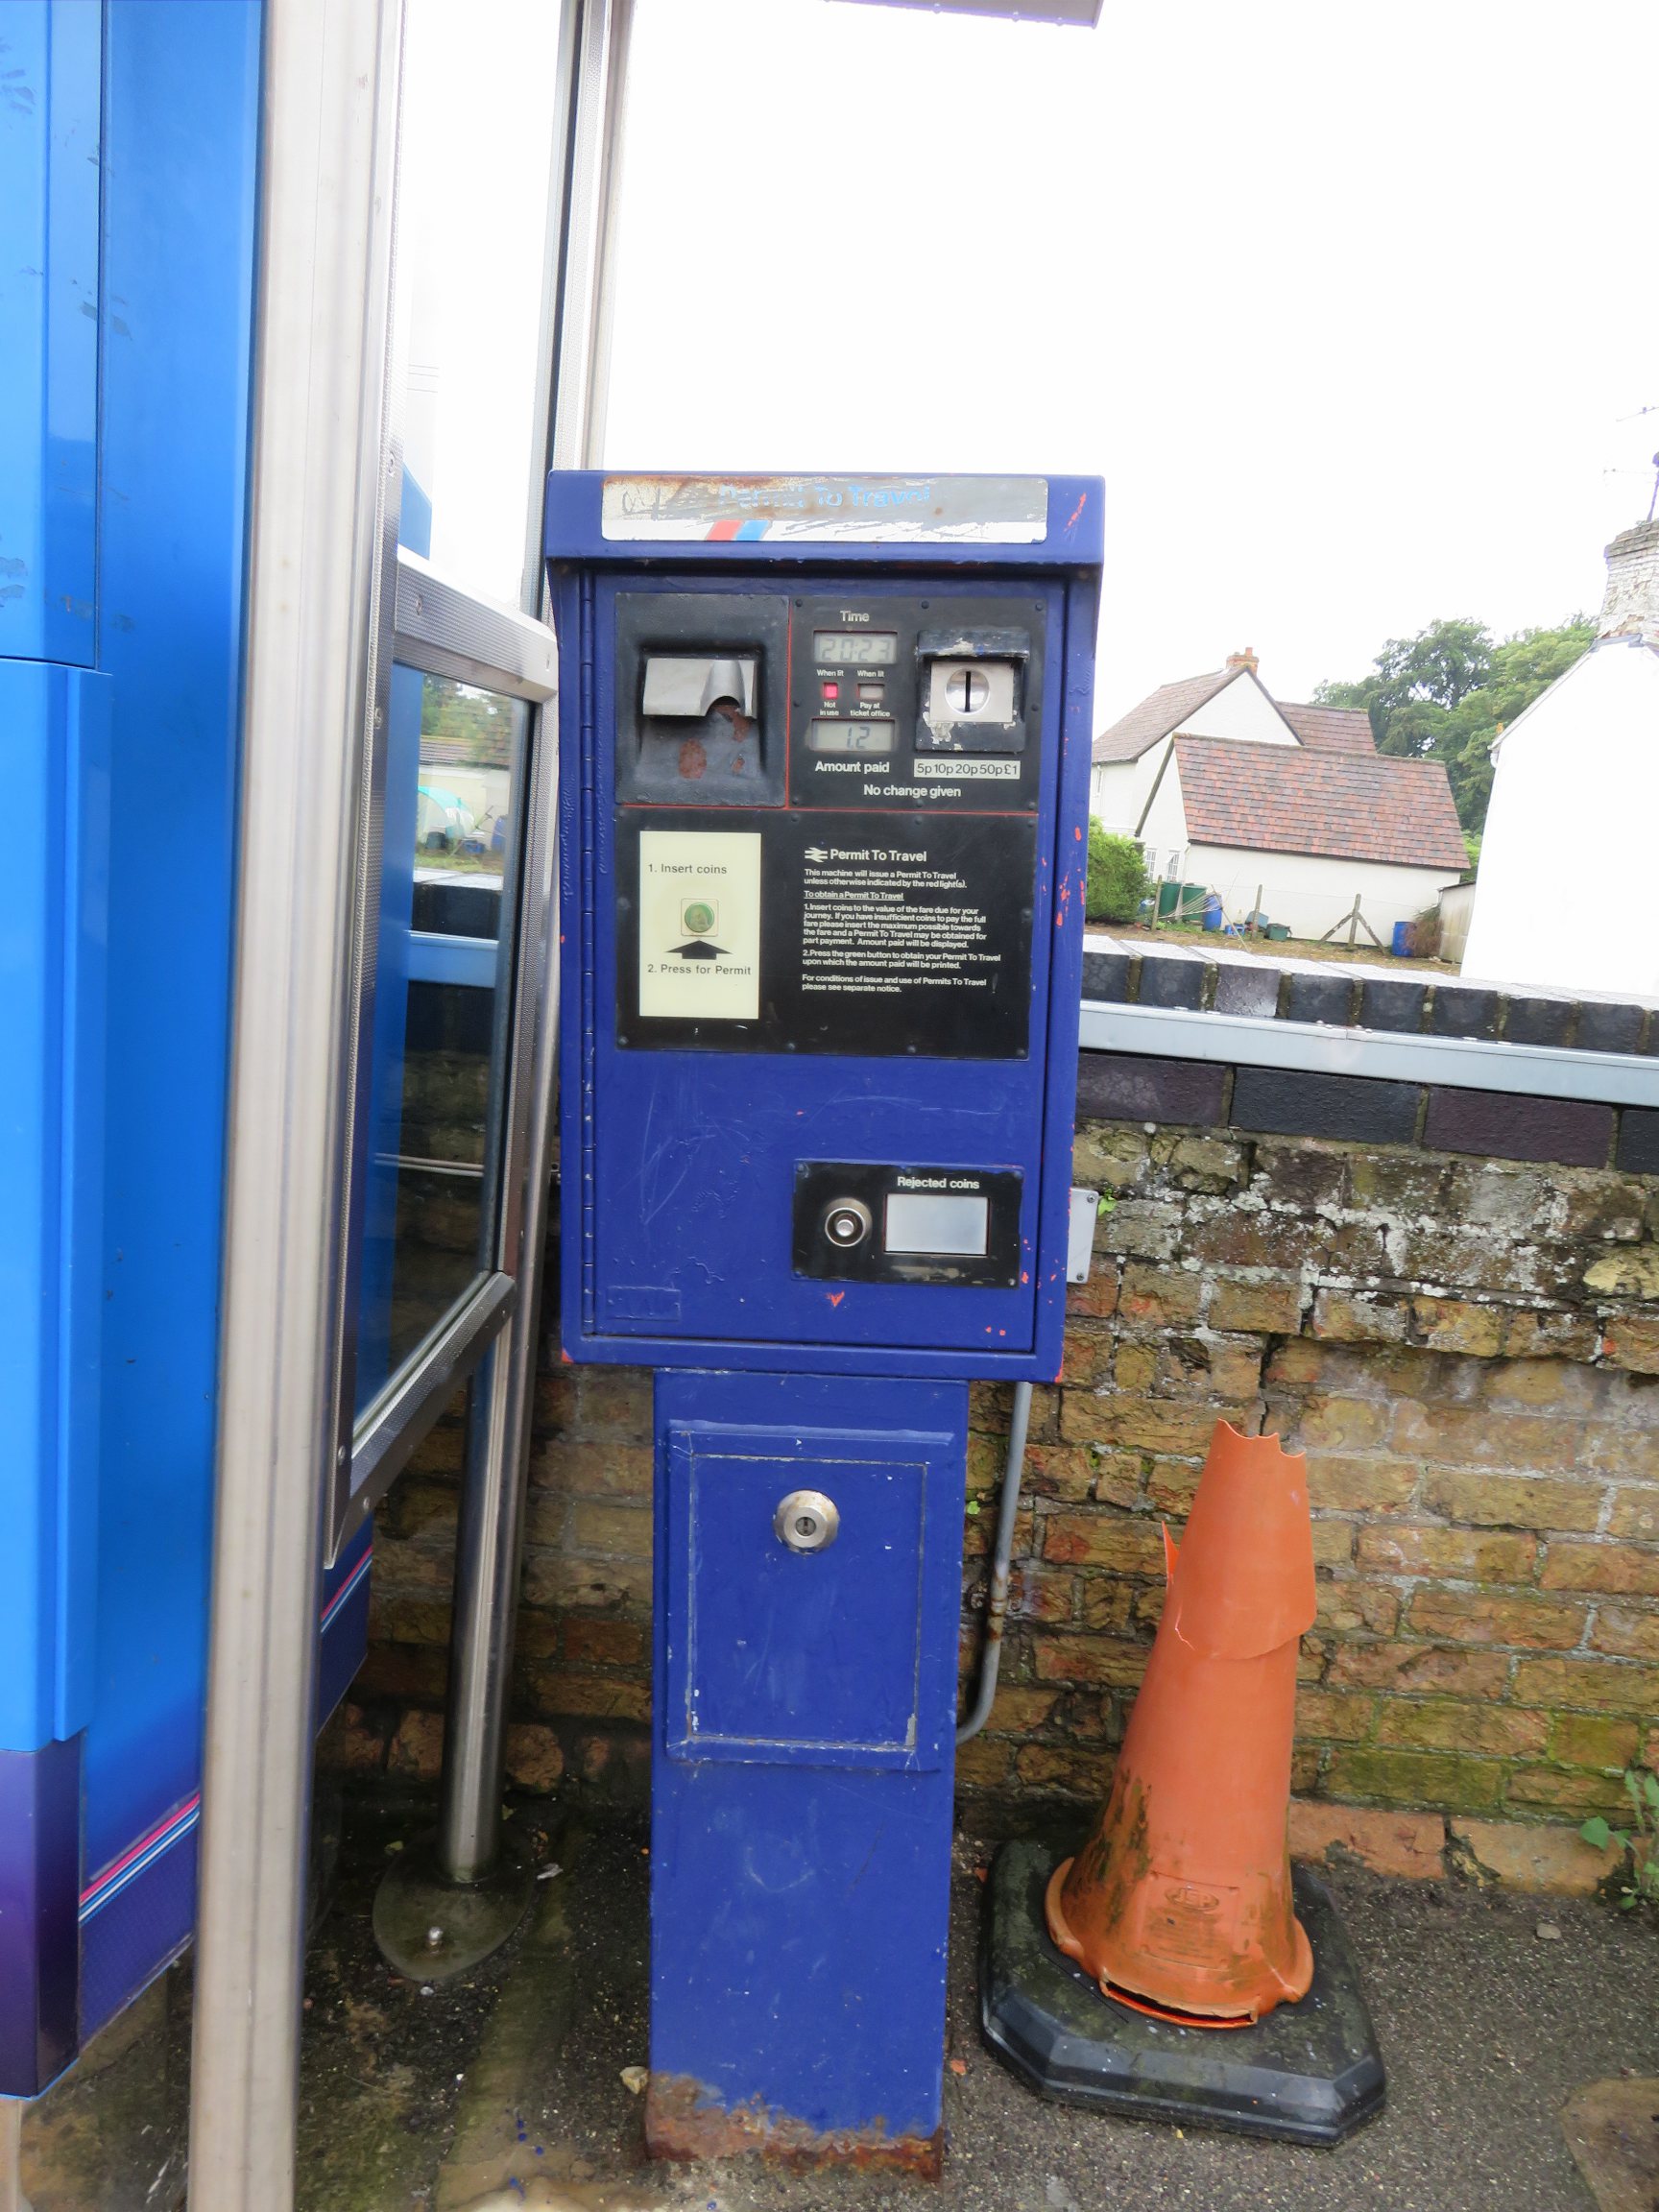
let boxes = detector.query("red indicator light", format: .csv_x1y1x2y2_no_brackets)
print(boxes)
822,682,839,702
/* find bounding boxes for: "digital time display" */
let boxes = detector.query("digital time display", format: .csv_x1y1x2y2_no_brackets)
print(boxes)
812,631,898,666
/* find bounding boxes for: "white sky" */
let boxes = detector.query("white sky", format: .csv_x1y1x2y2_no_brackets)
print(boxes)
406,0,1659,723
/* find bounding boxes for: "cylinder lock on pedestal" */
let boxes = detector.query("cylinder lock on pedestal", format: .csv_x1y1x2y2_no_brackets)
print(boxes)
774,1489,839,1553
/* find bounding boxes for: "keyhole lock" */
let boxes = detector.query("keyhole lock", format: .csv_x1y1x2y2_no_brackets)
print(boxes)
945,666,990,713
774,1488,839,1554
823,1196,873,1249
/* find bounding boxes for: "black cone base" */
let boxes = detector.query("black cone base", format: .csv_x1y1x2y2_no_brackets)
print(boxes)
980,1840,1385,2147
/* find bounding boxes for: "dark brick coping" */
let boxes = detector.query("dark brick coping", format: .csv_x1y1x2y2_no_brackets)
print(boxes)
1078,1047,1655,1175
1083,932,1659,1057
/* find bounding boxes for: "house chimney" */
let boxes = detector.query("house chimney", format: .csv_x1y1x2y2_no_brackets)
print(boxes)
1226,647,1260,674
1598,519,1659,643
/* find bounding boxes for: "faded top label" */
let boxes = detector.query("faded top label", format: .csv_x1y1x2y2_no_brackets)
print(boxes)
601,473,1049,545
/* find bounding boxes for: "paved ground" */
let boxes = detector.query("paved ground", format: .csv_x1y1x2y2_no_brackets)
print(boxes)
307,1794,1656,2212
22,1788,1659,2211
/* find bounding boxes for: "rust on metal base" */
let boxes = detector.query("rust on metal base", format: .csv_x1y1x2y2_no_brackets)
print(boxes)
645,2073,944,2178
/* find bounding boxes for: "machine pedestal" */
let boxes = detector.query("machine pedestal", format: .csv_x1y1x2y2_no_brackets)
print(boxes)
646,1371,965,2169
981,1840,1385,2146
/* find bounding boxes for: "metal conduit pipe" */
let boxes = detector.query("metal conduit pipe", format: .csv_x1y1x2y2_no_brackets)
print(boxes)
957,1379,1032,1745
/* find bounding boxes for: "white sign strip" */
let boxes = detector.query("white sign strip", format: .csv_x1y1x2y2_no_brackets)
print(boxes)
602,473,1048,544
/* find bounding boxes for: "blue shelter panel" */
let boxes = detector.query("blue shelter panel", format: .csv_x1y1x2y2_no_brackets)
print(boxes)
0,654,107,2098
81,0,264,1901
0,661,108,1759
0,0,101,666
0,0,386,2087
0,1741,80,2098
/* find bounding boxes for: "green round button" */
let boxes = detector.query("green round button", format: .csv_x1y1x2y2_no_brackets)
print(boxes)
683,901,716,935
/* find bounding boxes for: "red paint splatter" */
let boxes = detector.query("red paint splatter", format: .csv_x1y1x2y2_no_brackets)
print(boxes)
561,1348,573,1363
1065,491,1087,530
828,1290,846,1308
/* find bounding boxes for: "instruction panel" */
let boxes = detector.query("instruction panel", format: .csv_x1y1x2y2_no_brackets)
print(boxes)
616,813,1035,1058
610,584,1048,1059
801,840,1001,1008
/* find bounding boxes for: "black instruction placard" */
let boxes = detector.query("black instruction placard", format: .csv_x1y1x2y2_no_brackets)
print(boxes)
615,808,1036,1059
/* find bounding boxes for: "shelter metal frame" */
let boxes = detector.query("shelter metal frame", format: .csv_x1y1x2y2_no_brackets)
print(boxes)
334,550,558,1559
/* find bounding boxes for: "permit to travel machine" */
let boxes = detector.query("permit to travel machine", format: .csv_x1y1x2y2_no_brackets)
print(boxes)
547,469,1103,2168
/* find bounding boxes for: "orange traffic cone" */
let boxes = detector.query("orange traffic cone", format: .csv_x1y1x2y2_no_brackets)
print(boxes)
1046,1422,1317,2027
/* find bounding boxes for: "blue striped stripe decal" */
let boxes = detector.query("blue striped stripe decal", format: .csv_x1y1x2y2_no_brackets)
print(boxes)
80,1539,373,1923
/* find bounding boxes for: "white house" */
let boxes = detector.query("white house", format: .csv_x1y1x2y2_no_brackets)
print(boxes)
1092,651,1468,942
1460,520,1659,1001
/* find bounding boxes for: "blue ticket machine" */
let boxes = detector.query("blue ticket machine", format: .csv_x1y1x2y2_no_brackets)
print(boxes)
547,471,1102,2168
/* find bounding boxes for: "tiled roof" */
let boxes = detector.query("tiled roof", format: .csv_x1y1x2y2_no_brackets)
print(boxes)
1277,701,1376,756
1172,735,1469,870
1092,667,1240,763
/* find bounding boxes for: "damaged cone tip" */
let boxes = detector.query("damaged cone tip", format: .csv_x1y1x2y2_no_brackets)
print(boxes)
1046,1421,1317,2027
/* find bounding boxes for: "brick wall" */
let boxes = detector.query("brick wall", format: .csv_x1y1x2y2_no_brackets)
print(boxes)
346,1083,1659,1837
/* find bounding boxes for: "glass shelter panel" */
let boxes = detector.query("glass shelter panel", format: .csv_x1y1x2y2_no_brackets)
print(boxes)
397,0,564,608
355,668,527,1411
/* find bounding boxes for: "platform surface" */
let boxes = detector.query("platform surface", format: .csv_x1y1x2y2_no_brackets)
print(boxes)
20,1795,1659,2209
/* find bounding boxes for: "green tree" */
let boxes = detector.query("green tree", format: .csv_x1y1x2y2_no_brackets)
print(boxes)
1086,822,1149,924
1315,614,1593,837
1314,615,1493,757
1434,621,1596,828
420,680,517,766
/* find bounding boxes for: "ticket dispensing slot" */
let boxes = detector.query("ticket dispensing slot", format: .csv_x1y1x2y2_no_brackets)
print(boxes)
616,590,787,804
916,625,1029,756
640,655,757,720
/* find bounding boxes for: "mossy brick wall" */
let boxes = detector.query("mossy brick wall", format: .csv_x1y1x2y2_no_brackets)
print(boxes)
345,1106,1659,1828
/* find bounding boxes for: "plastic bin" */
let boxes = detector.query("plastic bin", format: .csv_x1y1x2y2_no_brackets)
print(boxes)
1390,921,1412,957
1202,893,1223,932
